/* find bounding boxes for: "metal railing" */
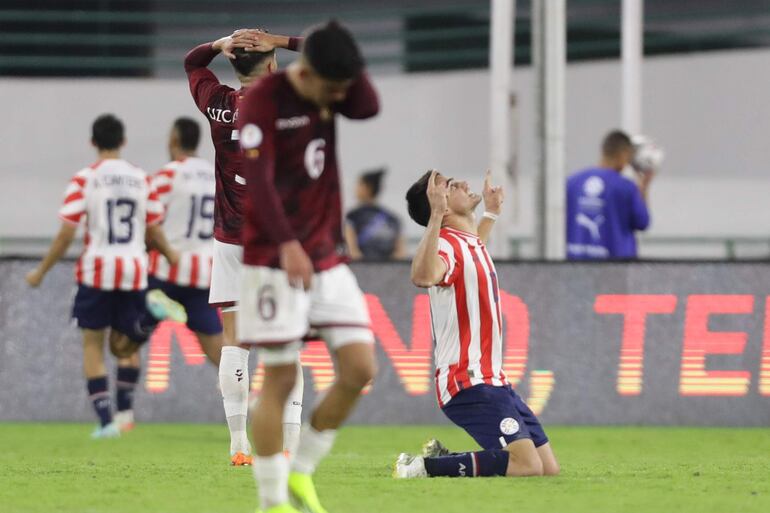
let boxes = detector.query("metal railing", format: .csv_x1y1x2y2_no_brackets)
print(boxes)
1,0,769,76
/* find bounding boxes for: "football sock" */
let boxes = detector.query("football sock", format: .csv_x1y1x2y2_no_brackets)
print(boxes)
219,346,250,454
116,366,140,412
283,362,304,456
292,424,336,475
283,423,301,458
87,376,113,427
424,449,509,477
253,453,290,510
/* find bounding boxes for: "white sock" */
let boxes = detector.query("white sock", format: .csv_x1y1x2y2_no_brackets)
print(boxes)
219,346,251,455
282,362,304,456
283,423,301,458
292,424,337,475
253,453,290,510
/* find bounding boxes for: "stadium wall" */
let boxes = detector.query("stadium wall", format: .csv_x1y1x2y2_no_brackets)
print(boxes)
3,48,770,252
2,259,769,426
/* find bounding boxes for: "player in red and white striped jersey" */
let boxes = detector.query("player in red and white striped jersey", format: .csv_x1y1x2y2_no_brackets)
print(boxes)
26,114,183,439
148,118,224,366
396,170,560,479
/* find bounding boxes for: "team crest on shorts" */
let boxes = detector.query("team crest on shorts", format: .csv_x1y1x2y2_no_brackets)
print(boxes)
500,417,520,435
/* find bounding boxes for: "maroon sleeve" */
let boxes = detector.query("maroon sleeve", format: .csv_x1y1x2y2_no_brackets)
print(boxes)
287,37,303,52
335,72,380,120
237,82,296,244
184,43,227,113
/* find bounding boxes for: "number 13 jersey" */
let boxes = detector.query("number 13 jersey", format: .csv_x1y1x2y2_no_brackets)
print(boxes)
148,157,216,289
59,158,164,291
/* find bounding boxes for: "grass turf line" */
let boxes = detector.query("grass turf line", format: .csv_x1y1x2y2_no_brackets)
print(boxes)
1,423,768,513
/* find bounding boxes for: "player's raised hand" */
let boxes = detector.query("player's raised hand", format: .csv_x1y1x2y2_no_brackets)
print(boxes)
426,170,449,217
280,240,314,290
247,32,281,52
482,170,504,214
25,267,44,288
214,30,262,59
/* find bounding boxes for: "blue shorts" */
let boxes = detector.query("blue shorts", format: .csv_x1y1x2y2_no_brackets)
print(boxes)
442,384,549,450
148,277,222,335
72,285,150,343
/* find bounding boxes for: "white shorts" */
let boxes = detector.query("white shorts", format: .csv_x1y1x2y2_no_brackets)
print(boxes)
209,240,243,311
238,263,374,365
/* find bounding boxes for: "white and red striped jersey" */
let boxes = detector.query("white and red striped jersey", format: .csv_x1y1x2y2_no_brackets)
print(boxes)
59,159,163,291
430,227,508,407
148,157,215,289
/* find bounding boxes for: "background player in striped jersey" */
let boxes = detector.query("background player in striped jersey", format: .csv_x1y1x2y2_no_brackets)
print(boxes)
396,170,560,478
25,114,184,438
185,29,304,465
148,117,224,366
237,21,379,513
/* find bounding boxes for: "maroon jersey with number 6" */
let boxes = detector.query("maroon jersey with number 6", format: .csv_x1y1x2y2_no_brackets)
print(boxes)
237,70,379,270
184,43,245,245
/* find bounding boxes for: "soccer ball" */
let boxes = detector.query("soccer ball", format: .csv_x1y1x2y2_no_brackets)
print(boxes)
631,135,665,173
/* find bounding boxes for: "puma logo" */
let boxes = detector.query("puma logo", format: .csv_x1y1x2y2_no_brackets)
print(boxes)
235,369,244,382
576,213,604,241
458,462,467,477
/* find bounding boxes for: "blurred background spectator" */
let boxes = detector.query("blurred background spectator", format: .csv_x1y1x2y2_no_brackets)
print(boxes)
345,169,406,261
565,130,656,260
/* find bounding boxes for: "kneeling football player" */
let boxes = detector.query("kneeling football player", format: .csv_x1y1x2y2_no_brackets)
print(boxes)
396,170,560,478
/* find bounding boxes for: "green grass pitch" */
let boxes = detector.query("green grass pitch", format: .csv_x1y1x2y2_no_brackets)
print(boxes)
1,423,769,513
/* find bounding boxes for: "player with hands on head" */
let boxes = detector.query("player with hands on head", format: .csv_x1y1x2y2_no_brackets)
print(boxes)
236,20,380,513
184,27,305,466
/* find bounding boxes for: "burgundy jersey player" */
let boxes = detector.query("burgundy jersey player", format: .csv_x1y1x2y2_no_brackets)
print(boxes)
184,29,304,467
185,30,302,246
238,64,379,271
236,21,379,513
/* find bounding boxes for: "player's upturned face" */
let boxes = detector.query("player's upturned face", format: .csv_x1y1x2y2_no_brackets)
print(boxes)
446,178,482,215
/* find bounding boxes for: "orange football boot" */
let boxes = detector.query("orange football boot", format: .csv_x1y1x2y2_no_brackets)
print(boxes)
230,452,253,466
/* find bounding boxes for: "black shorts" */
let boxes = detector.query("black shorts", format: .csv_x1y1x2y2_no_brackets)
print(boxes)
72,285,149,343
442,384,549,450
148,276,222,335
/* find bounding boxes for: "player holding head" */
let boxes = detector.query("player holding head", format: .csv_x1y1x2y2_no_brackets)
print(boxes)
147,117,225,368
236,20,379,513
184,29,305,465
25,114,184,438
396,170,560,478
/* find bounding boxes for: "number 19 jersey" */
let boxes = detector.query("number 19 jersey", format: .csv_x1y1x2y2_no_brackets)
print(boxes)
148,157,215,289
59,159,164,291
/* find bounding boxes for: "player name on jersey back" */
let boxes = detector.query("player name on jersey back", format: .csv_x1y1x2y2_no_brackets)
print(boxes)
149,157,215,289
59,159,163,291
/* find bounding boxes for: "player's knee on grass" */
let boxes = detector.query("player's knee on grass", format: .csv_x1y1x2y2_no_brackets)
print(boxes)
537,443,560,476
542,460,560,476
505,439,544,477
